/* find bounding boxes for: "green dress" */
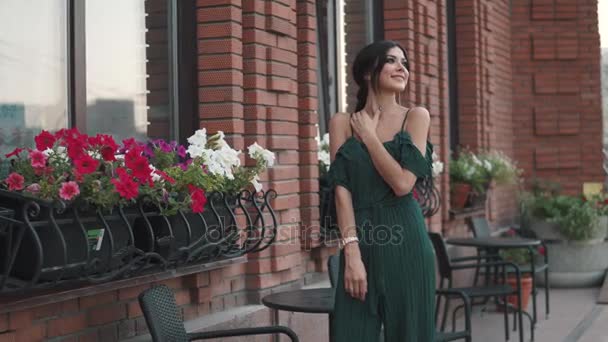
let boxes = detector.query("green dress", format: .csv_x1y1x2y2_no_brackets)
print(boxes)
328,123,436,341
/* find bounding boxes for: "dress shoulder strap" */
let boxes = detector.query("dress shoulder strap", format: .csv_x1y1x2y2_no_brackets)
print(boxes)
350,112,354,137
401,107,413,131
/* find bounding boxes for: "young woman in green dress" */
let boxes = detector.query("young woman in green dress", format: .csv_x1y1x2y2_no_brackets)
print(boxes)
328,40,436,341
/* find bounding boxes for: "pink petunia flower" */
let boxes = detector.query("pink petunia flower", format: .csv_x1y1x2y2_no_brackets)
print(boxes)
29,150,47,169
5,173,24,191
25,183,41,194
59,181,80,201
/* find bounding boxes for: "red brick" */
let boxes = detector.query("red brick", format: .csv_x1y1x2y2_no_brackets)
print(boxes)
87,304,127,326
0,332,16,342
47,313,87,338
197,22,242,39
197,6,241,23
14,324,46,342
0,315,5,333
79,291,118,310
192,287,212,304
127,302,143,319
8,310,32,330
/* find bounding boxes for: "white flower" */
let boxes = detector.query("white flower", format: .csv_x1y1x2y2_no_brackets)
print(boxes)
204,147,241,180
321,133,329,147
187,144,207,158
483,160,493,172
87,150,101,159
251,175,263,192
187,128,207,147
248,142,275,167
472,155,482,166
149,165,162,182
214,131,229,149
432,160,444,178
318,150,330,170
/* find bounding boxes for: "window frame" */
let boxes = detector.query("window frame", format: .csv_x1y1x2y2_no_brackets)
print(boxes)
65,0,197,143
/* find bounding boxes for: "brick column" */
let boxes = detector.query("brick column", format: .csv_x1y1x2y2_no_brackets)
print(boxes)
511,0,604,194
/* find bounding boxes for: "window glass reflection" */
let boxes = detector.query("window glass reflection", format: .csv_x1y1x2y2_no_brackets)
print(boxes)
0,0,68,174
86,0,173,142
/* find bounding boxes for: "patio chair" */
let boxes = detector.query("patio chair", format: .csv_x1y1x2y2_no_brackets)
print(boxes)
428,232,525,342
327,254,472,341
138,285,299,342
468,217,550,321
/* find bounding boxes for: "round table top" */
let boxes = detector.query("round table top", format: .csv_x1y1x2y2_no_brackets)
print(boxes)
261,288,334,314
446,236,541,248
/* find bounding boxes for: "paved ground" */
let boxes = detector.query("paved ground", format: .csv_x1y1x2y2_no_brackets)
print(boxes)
452,287,607,342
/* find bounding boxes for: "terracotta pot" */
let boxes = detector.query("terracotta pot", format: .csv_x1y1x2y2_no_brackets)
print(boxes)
506,274,533,310
450,183,472,209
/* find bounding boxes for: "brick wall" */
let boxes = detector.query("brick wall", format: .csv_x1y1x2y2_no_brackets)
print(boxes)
511,0,604,195
0,265,249,341
454,0,518,226
383,0,449,233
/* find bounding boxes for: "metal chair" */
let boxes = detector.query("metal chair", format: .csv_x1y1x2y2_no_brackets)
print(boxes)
428,232,525,342
468,217,550,322
138,285,299,342
327,254,472,341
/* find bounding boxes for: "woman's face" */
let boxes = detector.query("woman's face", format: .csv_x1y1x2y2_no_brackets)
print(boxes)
376,46,409,92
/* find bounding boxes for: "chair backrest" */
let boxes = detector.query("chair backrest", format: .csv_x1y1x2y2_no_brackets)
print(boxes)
468,216,491,238
138,285,189,342
427,232,452,280
327,254,340,288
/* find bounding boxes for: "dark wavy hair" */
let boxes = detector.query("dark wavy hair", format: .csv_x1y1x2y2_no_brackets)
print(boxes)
352,40,409,113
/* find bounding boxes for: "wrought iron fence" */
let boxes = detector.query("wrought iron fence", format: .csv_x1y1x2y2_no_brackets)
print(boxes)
0,189,278,295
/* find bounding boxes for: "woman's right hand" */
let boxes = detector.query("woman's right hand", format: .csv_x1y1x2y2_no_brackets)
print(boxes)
344,246,367,301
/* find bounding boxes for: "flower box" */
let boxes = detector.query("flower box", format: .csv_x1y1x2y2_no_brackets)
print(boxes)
0,128,278,295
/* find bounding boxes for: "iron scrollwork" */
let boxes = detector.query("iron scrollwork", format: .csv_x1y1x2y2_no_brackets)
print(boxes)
0,188,278,295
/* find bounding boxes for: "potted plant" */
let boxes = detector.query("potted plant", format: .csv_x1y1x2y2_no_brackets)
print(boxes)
497,228,546,310
520,180,608,287
449,150,486,209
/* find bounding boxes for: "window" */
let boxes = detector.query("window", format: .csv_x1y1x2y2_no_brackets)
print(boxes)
316,0,384,135
0,0,69,160
0,0,197,156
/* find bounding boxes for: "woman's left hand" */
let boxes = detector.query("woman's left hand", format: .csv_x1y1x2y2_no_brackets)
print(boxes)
350,108,380,144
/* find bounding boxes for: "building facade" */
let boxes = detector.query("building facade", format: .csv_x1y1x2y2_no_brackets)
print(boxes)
0,0,603,341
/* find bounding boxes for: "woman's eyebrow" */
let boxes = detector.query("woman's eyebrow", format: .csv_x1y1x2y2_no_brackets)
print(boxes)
387,54,407,61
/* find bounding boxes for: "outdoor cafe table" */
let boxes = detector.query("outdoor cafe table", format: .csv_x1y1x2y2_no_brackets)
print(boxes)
262,288,334,342
445,236,542,340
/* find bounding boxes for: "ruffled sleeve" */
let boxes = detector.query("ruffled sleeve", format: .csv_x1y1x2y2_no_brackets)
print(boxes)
328,148,351,192
396,131,434,179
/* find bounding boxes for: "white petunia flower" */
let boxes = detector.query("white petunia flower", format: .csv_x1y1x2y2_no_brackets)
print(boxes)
318,150,330,170
251,175,263,192
187,128,207,147
248,142,275,167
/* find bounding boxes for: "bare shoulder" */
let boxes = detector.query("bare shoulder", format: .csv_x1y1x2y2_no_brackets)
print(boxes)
407,106,430,123
329,112,351,136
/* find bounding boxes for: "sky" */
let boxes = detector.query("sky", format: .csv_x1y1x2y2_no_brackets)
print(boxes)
601,0,608,47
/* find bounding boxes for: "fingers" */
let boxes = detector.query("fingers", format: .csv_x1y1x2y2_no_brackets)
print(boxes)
344,275,367,301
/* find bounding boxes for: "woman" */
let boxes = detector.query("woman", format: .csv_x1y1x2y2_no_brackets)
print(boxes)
328,40,436,341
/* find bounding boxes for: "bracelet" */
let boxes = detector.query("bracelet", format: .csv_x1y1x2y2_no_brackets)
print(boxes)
340,236,359,249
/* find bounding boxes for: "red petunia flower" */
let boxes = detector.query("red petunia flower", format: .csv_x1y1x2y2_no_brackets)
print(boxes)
59,181,80,201
188,185,207,213
5,173,24,191
5,147,23,158
126,155,152,184
34,130,56,151
111,168,139,200
74,154,99,175
154,170,176,184
29,150,47,169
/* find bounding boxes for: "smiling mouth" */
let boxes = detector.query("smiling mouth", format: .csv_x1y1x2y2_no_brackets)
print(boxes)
391,76,406,81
